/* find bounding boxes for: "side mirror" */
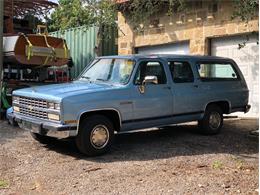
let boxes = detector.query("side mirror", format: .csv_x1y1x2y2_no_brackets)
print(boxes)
139,75,158,94
143,75,158,85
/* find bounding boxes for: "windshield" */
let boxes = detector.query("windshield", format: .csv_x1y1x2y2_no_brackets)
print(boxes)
79,58,135,84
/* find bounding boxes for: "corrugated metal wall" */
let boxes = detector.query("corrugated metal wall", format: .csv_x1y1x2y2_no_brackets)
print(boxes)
50,26,118,78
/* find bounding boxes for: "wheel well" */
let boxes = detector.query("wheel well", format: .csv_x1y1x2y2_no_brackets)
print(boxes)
79,110,121,132
206,101,230,114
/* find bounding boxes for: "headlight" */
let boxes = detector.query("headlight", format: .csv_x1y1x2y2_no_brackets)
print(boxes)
48,102,54,109
47,113,60,121
54,103,60,110
13,96,20,104
48,102,60,110
13,106,20,112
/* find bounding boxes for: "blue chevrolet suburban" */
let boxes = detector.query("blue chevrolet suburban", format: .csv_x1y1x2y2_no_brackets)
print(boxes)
8,55,250,156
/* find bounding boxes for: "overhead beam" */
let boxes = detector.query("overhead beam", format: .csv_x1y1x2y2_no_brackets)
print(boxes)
4,0,57,18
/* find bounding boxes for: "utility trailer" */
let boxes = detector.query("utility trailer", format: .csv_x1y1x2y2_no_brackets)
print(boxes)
2,26,72,115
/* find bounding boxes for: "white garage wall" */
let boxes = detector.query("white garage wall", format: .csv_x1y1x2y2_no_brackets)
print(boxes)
211,35,259,117
137,42,190,55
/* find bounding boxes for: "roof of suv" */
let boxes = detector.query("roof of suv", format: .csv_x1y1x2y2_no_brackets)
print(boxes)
97,54,232,61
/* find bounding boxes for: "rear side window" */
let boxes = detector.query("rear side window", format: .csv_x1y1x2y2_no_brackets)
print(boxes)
197,62,238,81
168,61,194,83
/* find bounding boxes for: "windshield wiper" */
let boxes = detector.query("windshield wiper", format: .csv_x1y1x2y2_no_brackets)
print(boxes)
96,78,107,82
81,76,91,80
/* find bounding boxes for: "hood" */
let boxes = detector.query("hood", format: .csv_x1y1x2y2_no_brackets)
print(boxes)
13,81,120,102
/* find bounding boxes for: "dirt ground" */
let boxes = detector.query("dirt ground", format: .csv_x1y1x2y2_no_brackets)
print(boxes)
0,118,258,195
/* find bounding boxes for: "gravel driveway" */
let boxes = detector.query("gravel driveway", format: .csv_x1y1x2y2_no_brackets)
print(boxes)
0,118,258,194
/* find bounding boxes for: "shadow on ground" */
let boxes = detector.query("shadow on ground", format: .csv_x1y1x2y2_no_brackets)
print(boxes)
0,121,27,144
36,119,259,162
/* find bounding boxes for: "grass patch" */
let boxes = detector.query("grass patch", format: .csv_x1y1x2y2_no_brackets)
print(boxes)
212,160,223,169
0,180,9,189
231,156,245,169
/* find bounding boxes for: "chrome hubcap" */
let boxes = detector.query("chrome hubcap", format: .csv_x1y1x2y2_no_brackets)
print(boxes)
90,125,109,149
209,112,221,129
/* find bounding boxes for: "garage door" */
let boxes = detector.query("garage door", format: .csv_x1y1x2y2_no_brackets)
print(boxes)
137,42,189,55
211,35,259,117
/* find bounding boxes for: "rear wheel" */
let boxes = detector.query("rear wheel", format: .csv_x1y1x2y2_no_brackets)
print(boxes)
75,115,114,156
198,105,223,135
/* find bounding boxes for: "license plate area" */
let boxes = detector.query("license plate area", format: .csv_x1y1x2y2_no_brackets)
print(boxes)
22,121,41,133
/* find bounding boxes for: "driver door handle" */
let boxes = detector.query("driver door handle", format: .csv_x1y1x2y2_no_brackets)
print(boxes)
163,86,171,90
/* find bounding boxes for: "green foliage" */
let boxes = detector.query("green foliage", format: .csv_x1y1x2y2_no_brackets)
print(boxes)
48,0,258,35
231,0,259,48
127,0,164,27
121,0,185,30
232,0,259,22
48,0,94,31
48,0,185,32
231,156,245,169
48,0,117,32
96,0,117,27
0,180,9,189
22,14,44,33
212,160,223,169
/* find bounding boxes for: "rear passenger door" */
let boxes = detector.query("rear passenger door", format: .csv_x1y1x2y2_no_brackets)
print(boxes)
168,61,203,115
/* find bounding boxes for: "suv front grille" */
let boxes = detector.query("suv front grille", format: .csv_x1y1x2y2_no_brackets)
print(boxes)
19,97,48,109
17,97,48,119
19,107,48,119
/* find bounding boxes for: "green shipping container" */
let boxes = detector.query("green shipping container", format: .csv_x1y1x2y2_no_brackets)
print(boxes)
50,26,117,78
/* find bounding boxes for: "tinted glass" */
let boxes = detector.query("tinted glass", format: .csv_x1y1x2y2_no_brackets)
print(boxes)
80,59,135,84
197,63,238,80
169,61,194,83
134,61,167,85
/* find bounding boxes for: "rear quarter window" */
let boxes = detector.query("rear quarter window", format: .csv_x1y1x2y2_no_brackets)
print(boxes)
197,62,240,81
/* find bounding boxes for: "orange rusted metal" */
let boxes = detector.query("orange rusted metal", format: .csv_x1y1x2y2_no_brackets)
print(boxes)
4,34,70,67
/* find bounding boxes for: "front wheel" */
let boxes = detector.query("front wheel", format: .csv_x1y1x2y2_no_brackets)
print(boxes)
198,105,223,135
75,115,114,156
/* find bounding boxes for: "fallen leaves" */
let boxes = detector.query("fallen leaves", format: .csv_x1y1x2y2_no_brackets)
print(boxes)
30,181,42,191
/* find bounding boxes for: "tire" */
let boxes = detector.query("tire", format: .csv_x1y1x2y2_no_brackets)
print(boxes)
30,132,50,144
75,115,114,156
198,105,223,135
8,118,18,127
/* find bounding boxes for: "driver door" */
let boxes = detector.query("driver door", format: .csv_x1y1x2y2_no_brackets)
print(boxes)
129,60,173,129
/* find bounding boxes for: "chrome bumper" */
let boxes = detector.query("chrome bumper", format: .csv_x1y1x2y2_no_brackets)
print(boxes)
231,104,251,113
8,112,77,138
244,105,251,113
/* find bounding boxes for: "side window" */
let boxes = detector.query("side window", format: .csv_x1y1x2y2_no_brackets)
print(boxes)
134,61,167,85
168,61,194,83
197,62,238,80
